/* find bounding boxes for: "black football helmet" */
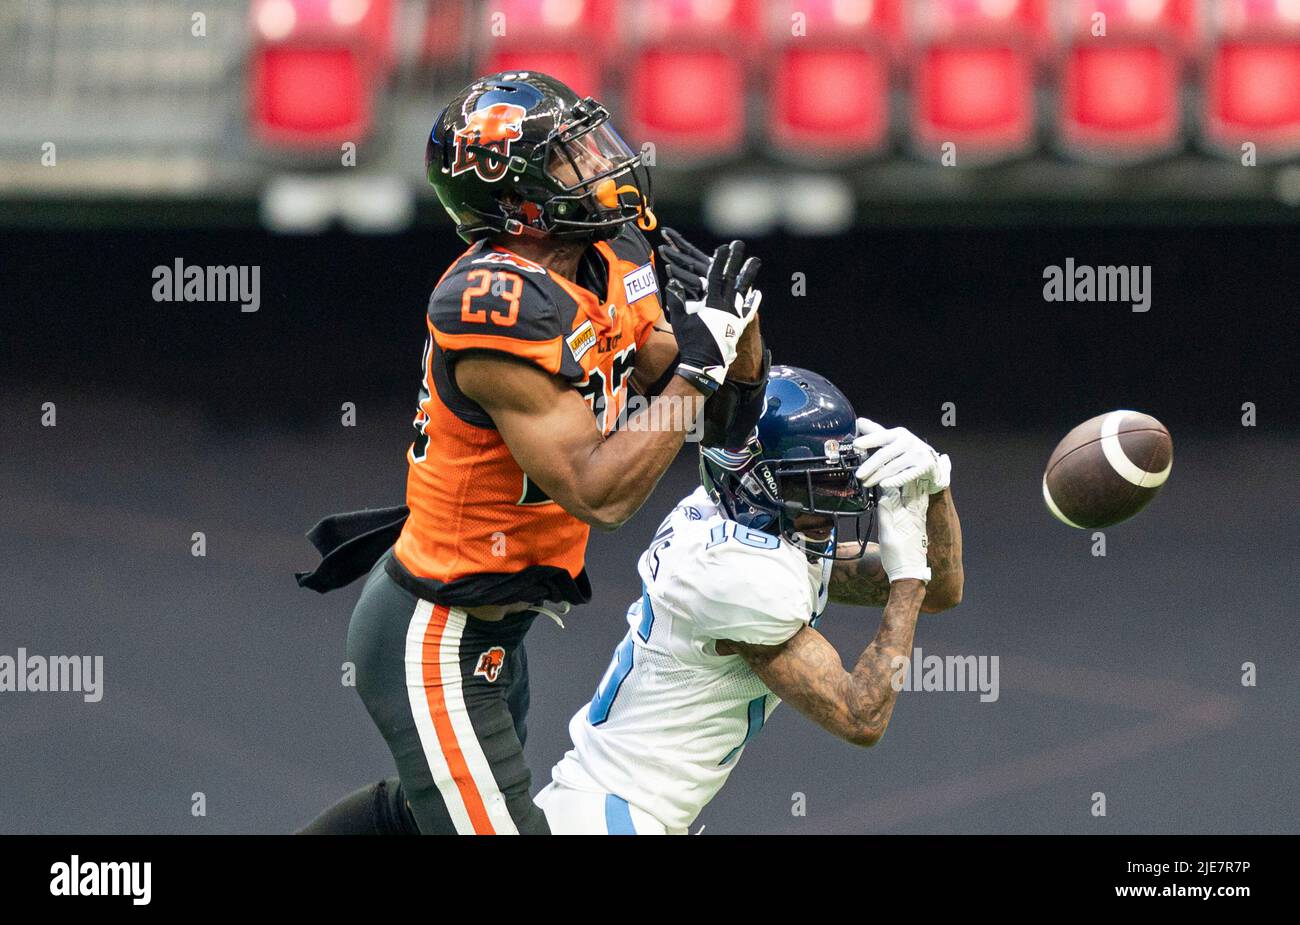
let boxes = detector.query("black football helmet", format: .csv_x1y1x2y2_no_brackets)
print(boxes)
700,366,877,561
425,72,655,243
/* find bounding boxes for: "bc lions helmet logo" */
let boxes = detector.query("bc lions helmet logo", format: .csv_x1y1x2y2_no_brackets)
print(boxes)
474,646,507,683
451,102,526,182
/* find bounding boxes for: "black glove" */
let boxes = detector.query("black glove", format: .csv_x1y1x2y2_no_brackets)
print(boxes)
658,235,761,394
658,226,713,300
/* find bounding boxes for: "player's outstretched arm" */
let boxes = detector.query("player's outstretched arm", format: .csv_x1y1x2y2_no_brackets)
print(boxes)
831,420,964,612
633,230,770,451
724,578,927,747
921,488,963,610
829,488,963,613
827,543,890,608
457,351,706,531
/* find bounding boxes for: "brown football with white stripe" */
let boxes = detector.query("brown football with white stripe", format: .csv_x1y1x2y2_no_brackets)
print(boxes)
1043,411,1172,529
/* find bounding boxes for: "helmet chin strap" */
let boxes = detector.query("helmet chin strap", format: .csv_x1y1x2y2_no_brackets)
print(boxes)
787,524,837,561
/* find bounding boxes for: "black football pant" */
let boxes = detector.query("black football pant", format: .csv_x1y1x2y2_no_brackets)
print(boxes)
302,550,548,834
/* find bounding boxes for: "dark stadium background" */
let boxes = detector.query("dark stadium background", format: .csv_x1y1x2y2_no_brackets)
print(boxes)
2,0,1299,835
3,219,1297,834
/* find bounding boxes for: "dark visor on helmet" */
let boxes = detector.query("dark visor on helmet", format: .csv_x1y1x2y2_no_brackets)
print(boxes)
765,442,872,512
778,465,873,516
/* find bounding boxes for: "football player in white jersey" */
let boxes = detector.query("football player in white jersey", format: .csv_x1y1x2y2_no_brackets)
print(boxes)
534,365,964,834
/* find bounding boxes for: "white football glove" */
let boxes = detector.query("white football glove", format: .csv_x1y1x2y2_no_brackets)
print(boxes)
852,418,951,494
876,480,931,584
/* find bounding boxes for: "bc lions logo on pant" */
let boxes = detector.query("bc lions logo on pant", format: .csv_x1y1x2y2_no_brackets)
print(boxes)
474,646,506,683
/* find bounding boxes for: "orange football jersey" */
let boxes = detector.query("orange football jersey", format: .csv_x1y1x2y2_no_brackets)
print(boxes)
390,226,663,605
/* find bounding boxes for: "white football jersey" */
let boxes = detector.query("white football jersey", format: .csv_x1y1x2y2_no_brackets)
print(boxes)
549,488,831,831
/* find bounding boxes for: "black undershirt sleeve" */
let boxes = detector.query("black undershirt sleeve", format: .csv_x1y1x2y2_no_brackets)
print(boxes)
701,347,770,450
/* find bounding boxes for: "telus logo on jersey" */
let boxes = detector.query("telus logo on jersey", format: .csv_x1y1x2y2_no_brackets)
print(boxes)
474,646,506,683
451,102,526,182
622,263,658,303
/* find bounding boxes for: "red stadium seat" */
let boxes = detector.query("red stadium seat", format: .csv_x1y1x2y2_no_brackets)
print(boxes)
248,0,391,151
1060,44,1182,159
771,47,891,160
766,0,897,160
253,46,372,140
620,0,762,161
913,44,1036,160
1056,2,1186,161
907,0,1039,161
1207,41,1300,154
1204,1,1300,157
626,47,746,161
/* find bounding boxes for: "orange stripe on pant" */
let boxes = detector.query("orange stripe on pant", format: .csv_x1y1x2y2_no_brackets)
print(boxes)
422,604,496,835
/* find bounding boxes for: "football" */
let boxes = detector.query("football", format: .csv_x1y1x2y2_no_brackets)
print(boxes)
1042,411,1173,529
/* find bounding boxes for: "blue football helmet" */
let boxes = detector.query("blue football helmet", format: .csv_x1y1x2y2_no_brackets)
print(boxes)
700,366,877,561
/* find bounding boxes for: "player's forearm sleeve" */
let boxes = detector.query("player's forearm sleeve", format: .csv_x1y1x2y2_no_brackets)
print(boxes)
701,347,770,450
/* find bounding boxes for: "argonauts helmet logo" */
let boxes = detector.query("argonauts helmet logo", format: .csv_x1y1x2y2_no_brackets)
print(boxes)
451,102,527,182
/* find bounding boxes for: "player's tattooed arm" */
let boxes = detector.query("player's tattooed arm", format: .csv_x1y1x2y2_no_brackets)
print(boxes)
827,543,891,608
921,488,963,612
724,579,927,747
830,489,963,612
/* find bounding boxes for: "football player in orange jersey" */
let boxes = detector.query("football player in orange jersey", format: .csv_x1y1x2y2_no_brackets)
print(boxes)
296,73,771,834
